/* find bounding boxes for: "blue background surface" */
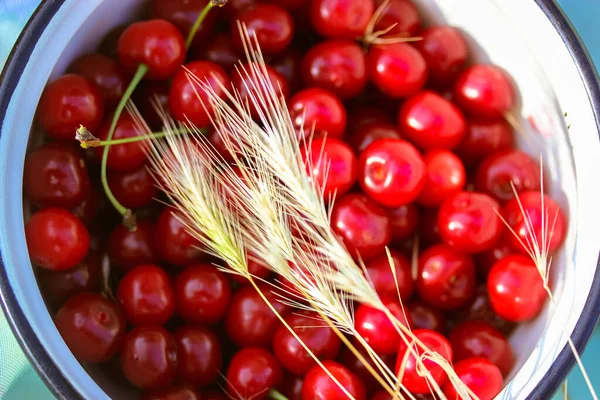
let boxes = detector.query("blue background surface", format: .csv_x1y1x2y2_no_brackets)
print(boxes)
0,0,598,398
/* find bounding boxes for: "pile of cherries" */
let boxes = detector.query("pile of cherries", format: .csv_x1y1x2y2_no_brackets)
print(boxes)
24,0,567,399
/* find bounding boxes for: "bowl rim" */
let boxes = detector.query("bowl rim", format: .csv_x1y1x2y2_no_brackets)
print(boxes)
1,0,599,399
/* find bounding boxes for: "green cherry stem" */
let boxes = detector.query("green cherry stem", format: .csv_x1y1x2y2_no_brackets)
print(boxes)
81,128,189,148
268,389,289,400
185,1,219,49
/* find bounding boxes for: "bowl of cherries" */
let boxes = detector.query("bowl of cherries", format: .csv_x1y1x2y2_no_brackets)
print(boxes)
1,0,600,399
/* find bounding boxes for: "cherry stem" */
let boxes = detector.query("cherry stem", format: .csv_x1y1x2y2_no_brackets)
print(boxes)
100,63,149,232
90,128,189,148
185,1,216,49
268,389,288,400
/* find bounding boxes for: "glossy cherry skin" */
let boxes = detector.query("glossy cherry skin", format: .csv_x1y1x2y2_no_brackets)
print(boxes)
408,301,446,333
330,193,391,260
416,27,467,85
231,63,290,118
117,264,175,326
225,284,290,347
155,208,205,266
449,320,514,376
140,385,201,400
475,150,541,202
272,311,341,376
198,34,240,73
23,143,90,209
26,208,90,271
398,91,467,150
358,139,426,207
108,220,161,271
149,0,216,49
487,254,547,322
454,65,515,118
174,264,231,324
417,244,476,310
502,191,566,255
395,329,453,394
367,43,427,98
69,53,128,109
348,122,402,153
373,0,421,37
288,88,347,139
365,250,413,300
438,192,502,253
95,113,147,172
443,357,503,400
37,74,104,140
355,298,412,355
175,326,222,387
456,118,514,167
169,61,230,128
232,4,294,55
227,348,283,400
418,149,466,207
117,19,186,80
302,40,367,99
302,361,366,400
310,0,374,39
108,165,158,209
54,293,125,363
121,326,179,390
302,137,357,198
387,204,419,243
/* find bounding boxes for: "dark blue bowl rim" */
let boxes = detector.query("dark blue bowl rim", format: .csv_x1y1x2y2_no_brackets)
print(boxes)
0,0,599,399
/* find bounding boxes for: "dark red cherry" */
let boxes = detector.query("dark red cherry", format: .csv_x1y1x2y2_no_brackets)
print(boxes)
95,113,147,172
71,185,104,226
277,373,304,400
230,253,272,285
303,361,366,400
420,207,442,245
37,74,104,140
310,0,374,39
348,122,402,153
339,344,395,395
231,62,290,118
367,43,427,98
456,118,514,167
487,254,547,322
140,385,201,400
438,192,502,253
330,193,391,260
347,107,393,136
373,0,421,37
388,203,419,243
134,81,171,130
416,27,467,85
418,149,466,207
365,250,413,300
227,347,283,400
198,34,240,73
54,293,125,363
288,88,347,138
69,53,128,109
266,0,310,9
221,0,258,18
201,390,228,400
107,220,161,272
149,0,216,49
475,240,514,280
355,298,412,355
454,65,515,118
232,4,294,55
408,301,446,333
443,357,503,400
121,326,179,390
155,208,206,266
302,40,367,99
398,91,466,150
358,139,426,207
271,48,303,91
175,326,222,387
117,19,186,80
108,165,158,209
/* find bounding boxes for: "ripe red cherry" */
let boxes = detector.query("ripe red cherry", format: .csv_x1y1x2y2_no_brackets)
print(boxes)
70,185,104,226
95,113,147,172
198,34,239,73
107,220,161,271
408,301,446,332
487,254,547,322
174,264,231,324
155,208,205,266
117,264,175,326
502,191,566,255
418,149,466,207
358,139,426,207
438,192,502,253
302,137,357,198
140,385,201,400
355,298,412,355
303,361,366,400
117,19,186,80
121,326,179,390
475,150,541,202
395,329,453,394
365,250,413,300
225,284,290,347
175,326,222,387
348,122,402,153
449,320,514,376
227,348,283,400
272,311,341,376
367,43,427,98
454,65,515,118
456,118,514,167
221,0,259,18
416,27,468,85
387,203,419,243
330,193,391,260
373,0,421,37
310,0,374,39
302,40,367,99
54,293,124,363
288,88,347,138
26,208,90,271
69,53,128,109
398,91,466,150
231,63,290,118
108,165,158,209
232,4,294,55
442,357,503,400
169,61,230,128
37,74,104,140
149,0,216,49
417,244,476,310
23,143,90,209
